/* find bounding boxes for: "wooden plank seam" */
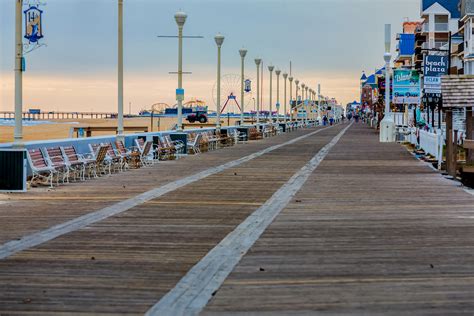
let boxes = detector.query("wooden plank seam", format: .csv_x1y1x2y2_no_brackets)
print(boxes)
145,123,353,316
0,126,333,260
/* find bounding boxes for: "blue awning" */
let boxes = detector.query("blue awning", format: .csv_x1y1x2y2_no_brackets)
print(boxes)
399,34,415,56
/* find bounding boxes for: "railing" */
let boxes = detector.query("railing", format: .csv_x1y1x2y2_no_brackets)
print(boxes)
434,23,449,32
434,41,449,49
408,128,418,146
419,130,442,159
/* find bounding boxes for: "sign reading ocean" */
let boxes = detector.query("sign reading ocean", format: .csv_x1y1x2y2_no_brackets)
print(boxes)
392,69,420,105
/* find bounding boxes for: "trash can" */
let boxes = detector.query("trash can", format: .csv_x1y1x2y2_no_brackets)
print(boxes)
0,149,27,192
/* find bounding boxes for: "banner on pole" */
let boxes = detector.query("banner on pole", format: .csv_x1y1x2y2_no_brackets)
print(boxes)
24,6,44,43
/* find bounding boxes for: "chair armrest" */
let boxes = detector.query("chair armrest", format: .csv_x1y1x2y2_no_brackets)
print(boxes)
83,153,95,159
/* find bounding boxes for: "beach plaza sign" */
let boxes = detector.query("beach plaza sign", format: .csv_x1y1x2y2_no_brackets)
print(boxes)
393,69,421,104
424,55,448,93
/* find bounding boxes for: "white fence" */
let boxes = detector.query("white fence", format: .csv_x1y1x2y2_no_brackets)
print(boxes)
419,130,442,160
391,112,429,127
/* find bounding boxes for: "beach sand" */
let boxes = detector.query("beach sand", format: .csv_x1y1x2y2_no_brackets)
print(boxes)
0,116,241,144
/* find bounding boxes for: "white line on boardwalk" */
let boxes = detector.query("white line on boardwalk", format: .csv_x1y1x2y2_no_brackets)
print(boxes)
0,126,333,260
145,123,353,316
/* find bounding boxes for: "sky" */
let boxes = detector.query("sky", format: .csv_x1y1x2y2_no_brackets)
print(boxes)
0,0,421,114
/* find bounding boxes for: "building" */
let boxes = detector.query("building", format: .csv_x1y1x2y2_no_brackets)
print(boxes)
395,21,422,68
459,0,474,74
420,0,461,49
415,1,462,74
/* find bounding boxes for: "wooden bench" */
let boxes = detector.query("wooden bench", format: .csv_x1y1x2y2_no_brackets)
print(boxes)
248,127,263,140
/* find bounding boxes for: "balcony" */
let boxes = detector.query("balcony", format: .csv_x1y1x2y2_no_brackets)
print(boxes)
456,42,465,55
434,41,448,49
435,23,449,32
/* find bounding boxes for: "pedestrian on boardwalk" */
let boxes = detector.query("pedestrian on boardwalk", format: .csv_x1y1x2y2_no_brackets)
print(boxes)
323,115,328,126
329,117,334,126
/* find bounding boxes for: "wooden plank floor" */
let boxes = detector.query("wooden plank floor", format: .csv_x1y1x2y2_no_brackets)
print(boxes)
0,124,347,315
204,123,474,315
0,127,324,245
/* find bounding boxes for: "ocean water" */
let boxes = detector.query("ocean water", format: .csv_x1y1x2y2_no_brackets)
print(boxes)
0,119,78,127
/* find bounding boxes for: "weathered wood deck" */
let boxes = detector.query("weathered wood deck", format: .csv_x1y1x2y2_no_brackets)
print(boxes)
204,123,474,315
1,122,474,315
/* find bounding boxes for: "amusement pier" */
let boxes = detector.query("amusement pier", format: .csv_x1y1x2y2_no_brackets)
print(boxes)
2,0,474,315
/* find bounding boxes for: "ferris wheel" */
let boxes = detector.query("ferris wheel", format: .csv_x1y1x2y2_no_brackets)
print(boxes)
212,74,254,114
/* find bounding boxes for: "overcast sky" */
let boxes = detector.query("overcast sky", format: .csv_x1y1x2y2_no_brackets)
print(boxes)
0,0,421,113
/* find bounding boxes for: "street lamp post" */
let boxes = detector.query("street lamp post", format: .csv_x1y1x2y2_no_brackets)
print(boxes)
215,33,225,130
380,24,395,142
117,0,124,141
317,84,321,123
288,76,293,121
14,0,23,146
239,48,247,125
301,83,305,125
175,11,187,132
268,65,274,123
295,79,299,122
305,86,309,124
275,69,281,122
309,89,313,121
255,58,262,126
283,73,288,123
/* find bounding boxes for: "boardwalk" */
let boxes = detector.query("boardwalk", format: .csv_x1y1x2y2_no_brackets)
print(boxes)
1,123,474,315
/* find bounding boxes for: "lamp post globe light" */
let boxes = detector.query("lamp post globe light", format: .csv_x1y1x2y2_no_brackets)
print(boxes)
215,33,225,130
380,24,395,142
255,58,262,126
174,11,187,132
282,73,288,123
288,76,293,122
267,65,274,123
275,69,281,122
239,48,247,125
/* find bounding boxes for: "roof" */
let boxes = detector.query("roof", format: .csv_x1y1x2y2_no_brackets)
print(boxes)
398,34,415,56
422,0,461,18
375,66,385,75
365,74,376,85
360,73,367,81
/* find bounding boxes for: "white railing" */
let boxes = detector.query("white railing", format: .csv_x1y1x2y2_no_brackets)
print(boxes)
391,113,408,126
434,23,448,32
408,128,418,146
419,130,441,159
434,41,449,49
